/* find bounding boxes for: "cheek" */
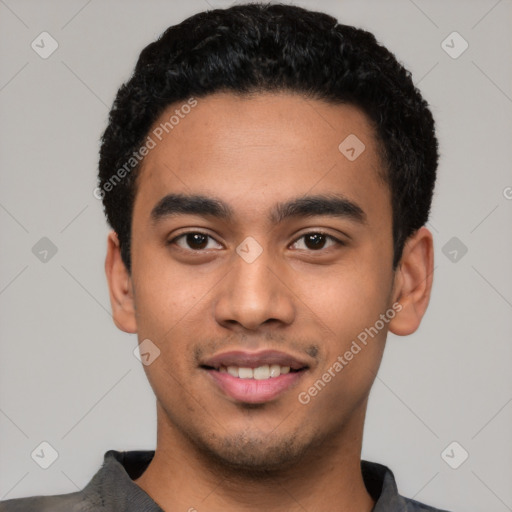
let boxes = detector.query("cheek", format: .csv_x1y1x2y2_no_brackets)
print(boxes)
131,246,209,333
292,258,393,340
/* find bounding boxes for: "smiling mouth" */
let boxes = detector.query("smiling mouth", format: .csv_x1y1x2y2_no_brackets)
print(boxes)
199,349,311,403
201,364,306,380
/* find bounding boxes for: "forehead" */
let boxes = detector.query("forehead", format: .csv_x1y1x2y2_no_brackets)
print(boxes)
133,91,389,226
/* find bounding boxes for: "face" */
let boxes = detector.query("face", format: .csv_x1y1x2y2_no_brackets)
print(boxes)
114,92,406,471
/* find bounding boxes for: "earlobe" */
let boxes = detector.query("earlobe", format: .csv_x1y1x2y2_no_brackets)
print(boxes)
105,231,138,334
389,227,434,336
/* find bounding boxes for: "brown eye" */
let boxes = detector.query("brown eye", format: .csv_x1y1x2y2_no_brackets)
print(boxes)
304,233,327,250
291,232,342,251
185,233,208,249
170,232,222,251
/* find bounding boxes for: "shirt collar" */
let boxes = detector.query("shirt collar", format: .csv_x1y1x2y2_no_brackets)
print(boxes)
85,450,417,511
82,450,164,511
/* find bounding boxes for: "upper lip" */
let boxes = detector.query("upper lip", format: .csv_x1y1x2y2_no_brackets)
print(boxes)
201,349,310,371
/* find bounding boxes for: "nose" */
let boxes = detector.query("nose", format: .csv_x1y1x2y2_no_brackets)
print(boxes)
213,246,296,333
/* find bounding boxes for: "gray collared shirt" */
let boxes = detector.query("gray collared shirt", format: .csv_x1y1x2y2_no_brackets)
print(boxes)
0,450,451,511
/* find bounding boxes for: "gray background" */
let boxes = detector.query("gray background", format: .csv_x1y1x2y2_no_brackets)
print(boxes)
1,0,511,510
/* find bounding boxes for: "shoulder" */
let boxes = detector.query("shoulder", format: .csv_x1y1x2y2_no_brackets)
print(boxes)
361,460,452,512
0,490,91,511
0,449,157,512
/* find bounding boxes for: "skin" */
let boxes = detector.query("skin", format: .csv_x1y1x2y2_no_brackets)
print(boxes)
105,92,434,511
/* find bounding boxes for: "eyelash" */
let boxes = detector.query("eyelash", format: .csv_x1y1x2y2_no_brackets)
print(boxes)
168,230,345,252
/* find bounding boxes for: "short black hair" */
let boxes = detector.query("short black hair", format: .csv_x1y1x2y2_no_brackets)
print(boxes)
98,2,438,272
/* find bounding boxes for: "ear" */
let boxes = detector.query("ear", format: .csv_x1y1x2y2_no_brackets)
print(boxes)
389,226,434,336
105,231,137,334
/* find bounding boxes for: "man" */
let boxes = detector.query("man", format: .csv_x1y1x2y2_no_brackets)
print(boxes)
0,2,450,511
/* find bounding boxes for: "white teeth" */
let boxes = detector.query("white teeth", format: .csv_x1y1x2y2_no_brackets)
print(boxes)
219,364,294,379
227,366,239,377
238,367,253,379
253,365,270,380
269,364,281,377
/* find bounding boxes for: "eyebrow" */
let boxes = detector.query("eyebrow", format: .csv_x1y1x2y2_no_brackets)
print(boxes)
150,193,366,225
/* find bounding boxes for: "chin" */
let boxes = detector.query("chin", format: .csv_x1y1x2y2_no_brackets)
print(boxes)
190,429,317,476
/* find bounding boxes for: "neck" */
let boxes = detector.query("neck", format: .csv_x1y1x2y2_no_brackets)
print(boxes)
135,401,374,512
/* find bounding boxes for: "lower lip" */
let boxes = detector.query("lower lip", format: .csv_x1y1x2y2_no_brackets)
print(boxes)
206,369,305,404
